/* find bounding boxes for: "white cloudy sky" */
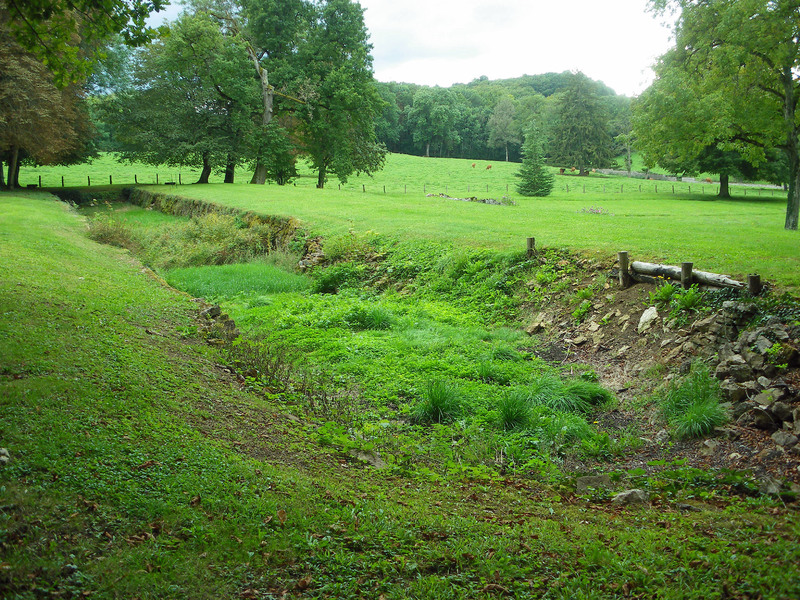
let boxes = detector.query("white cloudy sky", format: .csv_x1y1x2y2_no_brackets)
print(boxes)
150,0,675,97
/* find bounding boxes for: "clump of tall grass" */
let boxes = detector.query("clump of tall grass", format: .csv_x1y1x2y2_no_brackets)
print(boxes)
495,389,533,430
660,361,728,439
342,304,394,330
86,215,139,251
141,213,277,269
411,379,462,424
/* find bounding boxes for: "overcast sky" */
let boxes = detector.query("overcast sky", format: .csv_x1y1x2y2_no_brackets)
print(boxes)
150,0,675,97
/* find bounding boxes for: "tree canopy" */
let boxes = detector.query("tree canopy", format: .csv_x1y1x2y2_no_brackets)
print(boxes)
1,0,166,85
548,72,613,175
646,0,800,229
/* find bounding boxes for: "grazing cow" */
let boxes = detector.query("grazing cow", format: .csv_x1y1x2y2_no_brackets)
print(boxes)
472,163,476,168
486,164,492,170
704,178,713,183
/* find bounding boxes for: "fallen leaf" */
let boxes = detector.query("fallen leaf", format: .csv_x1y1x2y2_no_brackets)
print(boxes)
277,509,287,525
295,575,312,590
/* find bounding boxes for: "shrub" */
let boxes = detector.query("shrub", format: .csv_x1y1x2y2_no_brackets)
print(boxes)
649,282,677,309
411,379,462,424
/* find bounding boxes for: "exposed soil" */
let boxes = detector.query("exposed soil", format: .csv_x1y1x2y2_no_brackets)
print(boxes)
524,261,800,488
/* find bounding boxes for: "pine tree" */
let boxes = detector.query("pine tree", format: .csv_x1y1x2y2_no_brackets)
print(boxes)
515,126,554,197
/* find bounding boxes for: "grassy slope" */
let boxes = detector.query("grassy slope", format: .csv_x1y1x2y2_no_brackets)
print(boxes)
3,195,800,599
117,153,798,290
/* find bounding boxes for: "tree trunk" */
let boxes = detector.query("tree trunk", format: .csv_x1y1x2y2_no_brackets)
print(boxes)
787,155,800,230
718,172,731,199
250,161,268,184
504,143,509,162
783,65,799,230
224,157,235,184
197,152,212,184
8,145,20,188
316,164,326,189
0,157,5,188
425,142,430,158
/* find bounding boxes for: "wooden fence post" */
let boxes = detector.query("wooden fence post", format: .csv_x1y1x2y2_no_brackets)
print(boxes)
748,274,762,296
526,237,536,258
681,262,693,289
156,173,159,184
179,173,182,185
134,174,138,184
61,176,64,187
109,175,113,185
618,251,631,288
87,176,91,186
38,175,42,188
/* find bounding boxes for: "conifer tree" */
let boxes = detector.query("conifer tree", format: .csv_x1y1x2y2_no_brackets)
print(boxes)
515,126,554,197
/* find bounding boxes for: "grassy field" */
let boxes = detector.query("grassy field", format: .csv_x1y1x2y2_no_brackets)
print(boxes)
74,153,794,289
2,192,800,598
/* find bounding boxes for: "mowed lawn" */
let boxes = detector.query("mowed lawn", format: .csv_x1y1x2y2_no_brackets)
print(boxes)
24,152,800,288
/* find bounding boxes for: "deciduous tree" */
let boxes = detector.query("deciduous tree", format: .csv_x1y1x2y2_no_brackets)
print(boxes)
648,0,800,229
1,0,166,85
549,72,613,175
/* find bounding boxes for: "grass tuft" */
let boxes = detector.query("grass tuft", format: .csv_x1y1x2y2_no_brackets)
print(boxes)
660,361,728,438
411,379,462,424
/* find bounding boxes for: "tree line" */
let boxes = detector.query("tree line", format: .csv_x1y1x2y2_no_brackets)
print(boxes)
1,0,798,227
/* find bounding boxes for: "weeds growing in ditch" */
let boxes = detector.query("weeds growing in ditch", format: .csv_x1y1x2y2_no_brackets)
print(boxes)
660,361,728,438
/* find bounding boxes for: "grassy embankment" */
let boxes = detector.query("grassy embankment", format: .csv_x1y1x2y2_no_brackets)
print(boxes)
3,191,800,598
47,152,791,289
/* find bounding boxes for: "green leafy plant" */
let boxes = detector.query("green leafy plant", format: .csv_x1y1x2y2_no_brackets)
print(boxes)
572,300,591,323
648,281,676,308
671,284,704,315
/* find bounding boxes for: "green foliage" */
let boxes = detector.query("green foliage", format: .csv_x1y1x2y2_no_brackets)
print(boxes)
4,0,165,85
85,215,138,250
549,72,614,174
572,300,592,323
342,304,394,330
411,379,463,424
660,362,728,439
164,262,310,300
649,282,677,309
515,125,554,197
495,391,533,431
311,262,363,294
562,379,614,409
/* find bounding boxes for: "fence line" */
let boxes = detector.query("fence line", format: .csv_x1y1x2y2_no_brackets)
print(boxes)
20,174,782,200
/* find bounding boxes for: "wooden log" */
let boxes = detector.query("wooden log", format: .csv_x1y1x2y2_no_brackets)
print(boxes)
631,261,744,288
618,251,631,288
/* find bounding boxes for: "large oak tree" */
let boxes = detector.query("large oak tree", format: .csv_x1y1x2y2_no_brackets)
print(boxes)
648,0,800,230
